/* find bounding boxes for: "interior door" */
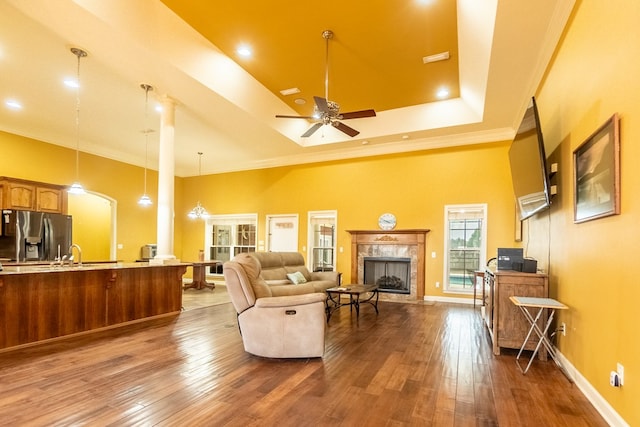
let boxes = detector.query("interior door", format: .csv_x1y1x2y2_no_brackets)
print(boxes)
267,215,298,252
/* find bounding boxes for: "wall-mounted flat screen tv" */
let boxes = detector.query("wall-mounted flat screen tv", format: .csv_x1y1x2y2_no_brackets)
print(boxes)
508,97,552,221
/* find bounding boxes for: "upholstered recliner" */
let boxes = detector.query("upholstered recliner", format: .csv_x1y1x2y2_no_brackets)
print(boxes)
223,253,327,358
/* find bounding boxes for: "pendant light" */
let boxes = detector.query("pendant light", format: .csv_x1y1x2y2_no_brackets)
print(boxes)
138,83,154,206
188,152,209,219
68,47,87,195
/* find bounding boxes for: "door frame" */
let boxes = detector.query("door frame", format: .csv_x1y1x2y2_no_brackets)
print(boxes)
266,214,299,252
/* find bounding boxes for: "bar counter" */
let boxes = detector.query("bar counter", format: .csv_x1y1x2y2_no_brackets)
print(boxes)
0,262,188,352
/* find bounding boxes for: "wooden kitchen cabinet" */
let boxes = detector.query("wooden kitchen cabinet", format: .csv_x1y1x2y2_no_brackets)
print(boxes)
0,177,68,214
484,269,549,359
0,264,187,350
3,180,35,210
36,186,65,213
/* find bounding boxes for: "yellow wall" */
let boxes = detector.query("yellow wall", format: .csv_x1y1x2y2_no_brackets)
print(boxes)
180,141,519,297
527,0,639,423
68,192,112,261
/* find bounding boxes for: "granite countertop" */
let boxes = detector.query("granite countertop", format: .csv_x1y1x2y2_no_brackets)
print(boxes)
0,261,190,275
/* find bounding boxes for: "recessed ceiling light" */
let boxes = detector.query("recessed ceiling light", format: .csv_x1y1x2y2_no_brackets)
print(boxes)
64,78,79,88
437,88,450,99
402,135,409,140
423,51,450,64
236,45,252,57
280,87,301,96
294,98,306,105
5,99,22,109
362,140,369,145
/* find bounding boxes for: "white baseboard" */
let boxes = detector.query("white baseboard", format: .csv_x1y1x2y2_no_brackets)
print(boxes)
555,351,629,427
423,295,476,305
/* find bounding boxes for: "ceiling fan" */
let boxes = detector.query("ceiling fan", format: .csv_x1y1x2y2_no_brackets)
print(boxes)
276,30,376,138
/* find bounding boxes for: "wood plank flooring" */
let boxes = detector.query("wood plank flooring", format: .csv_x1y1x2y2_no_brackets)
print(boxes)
182,283,230,310
0,300,608,426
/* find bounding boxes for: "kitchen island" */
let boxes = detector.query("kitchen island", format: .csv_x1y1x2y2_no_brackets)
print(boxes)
0,262,188,351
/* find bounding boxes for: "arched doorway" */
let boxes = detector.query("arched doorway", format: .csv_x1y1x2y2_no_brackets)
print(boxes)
68,192,116,261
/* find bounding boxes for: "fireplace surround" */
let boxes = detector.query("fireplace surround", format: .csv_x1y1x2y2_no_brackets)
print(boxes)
347,229,430,301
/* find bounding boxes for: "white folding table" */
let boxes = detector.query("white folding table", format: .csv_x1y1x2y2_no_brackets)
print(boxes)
509,296,569,376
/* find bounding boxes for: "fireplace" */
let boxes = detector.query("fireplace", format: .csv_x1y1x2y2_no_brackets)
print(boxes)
364,257,411,294
347,229,430,301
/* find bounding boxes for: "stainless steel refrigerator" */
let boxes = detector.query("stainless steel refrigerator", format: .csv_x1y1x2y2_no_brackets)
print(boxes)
0,210,72,261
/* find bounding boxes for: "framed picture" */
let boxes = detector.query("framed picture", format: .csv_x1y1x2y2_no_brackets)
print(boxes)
573,114,620,223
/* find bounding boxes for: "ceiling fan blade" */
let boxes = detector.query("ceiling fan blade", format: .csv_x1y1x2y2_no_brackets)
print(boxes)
276,114,316,119
332,121,360,137
313,96,330,114
301,122,323,138
340,109,377,120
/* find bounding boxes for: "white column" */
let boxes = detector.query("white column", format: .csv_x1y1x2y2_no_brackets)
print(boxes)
154,96,177,262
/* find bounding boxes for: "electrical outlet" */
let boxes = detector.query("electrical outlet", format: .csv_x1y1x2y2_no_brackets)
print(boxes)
561,322,566,336
610,371,621,387
617,363,624,386
435,281,440,288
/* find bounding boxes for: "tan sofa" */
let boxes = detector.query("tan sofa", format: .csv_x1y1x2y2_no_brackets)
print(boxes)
223,252,336,358
246,251,341,296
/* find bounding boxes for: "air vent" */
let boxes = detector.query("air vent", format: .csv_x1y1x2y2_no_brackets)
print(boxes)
279,87,301,96
423,51,450,64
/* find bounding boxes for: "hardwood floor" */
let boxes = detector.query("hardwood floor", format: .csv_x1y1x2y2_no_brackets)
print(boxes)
182,283,230,310
0,300,607,426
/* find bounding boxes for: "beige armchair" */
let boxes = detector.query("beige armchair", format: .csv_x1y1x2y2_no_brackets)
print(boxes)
223,253,326,358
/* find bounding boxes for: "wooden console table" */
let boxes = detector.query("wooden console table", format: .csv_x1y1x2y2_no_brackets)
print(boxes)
184,260,222,290
484,269,549,358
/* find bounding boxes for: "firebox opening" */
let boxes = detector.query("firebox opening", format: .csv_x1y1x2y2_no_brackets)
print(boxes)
364,257,411,294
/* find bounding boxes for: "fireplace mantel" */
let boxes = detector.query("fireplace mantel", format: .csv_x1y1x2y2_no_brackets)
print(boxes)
347,229,430,300
346,229,430,242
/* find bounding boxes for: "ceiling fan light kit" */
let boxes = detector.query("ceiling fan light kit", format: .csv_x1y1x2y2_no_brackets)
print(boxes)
276,29,376,138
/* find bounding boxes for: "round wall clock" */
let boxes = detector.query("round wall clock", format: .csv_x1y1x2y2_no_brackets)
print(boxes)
378,213,397,230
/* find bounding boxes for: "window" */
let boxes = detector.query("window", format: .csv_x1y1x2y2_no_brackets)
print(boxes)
206,214,257,270
444,204,487,293
308,211,337,272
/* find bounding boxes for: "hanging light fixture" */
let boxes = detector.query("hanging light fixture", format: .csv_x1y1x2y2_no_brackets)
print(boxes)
68,47,87,195
188,152,209,219
138,83,154,206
